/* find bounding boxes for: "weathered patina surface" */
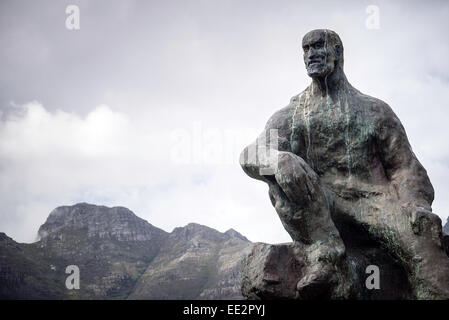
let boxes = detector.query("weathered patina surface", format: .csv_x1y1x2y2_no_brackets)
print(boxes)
240,29,449,299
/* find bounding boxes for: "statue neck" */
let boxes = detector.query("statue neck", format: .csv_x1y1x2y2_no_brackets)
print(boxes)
309,67,349,99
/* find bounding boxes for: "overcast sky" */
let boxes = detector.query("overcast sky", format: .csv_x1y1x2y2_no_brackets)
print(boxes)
1,0,449,244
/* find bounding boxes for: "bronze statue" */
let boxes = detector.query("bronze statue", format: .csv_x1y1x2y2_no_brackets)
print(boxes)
240,29,449,299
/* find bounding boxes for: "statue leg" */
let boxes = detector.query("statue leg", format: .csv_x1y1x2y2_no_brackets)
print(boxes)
266,152,348,298
331,193,449,299
400,208,449,299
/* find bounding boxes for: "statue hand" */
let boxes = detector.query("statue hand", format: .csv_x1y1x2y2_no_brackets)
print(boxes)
408,205,442,244
274,152,319,206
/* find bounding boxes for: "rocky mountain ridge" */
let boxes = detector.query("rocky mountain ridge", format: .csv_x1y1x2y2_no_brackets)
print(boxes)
0,203,252,299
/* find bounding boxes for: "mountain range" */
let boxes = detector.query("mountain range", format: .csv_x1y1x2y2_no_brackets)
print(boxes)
0,203,253,299
1,204,448,300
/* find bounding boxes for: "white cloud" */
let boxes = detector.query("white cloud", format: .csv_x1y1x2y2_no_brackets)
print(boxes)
0,102,292,243
1,0,449,243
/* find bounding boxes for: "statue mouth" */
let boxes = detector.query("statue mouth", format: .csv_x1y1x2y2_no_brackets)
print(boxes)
308,60,323,67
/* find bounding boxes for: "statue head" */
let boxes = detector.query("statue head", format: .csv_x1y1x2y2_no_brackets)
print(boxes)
302,29,344,79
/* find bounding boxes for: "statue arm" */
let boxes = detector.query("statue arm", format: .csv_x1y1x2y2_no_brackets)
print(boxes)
376,105,434,211
239,106,293,183
240,104,318,208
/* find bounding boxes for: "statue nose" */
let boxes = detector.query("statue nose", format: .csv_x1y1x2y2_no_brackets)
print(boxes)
307,47,319,59
308,50,320,61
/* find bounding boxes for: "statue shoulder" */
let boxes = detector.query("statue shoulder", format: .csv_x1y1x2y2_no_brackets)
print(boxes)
264,93,300,130
356,91,399,123
356,92,406,139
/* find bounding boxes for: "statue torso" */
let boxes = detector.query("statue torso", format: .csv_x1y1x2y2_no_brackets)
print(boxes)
288,87,389,194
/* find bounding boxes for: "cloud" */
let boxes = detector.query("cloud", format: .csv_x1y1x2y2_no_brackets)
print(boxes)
1,0,449,242
0,102,291,243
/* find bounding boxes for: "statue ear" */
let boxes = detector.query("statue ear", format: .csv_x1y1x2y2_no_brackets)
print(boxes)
335,44,342,59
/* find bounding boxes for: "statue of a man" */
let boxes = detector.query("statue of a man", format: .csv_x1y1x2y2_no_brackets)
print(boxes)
240,29,449,299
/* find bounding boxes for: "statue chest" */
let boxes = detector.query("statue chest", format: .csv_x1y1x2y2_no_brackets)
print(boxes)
290,101,377,174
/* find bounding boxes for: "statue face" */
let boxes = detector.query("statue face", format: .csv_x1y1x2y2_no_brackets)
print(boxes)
302,30,337,78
